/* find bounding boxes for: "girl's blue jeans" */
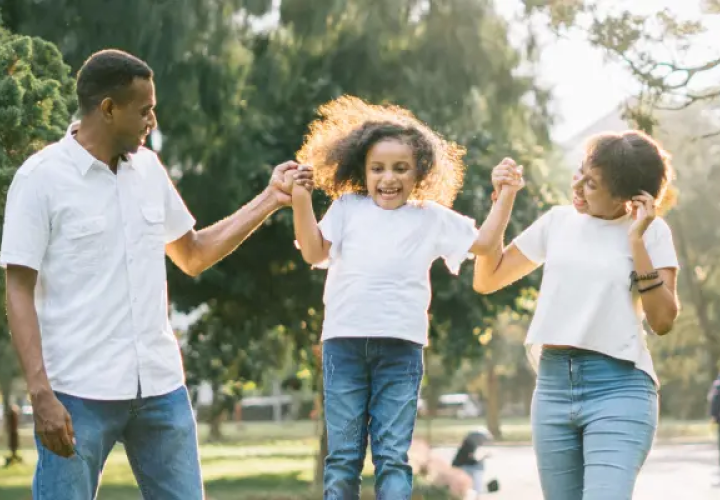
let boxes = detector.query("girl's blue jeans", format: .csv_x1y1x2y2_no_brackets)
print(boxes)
322,337,424,500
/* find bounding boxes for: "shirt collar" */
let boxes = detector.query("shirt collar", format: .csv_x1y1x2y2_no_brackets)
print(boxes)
63,122,141,176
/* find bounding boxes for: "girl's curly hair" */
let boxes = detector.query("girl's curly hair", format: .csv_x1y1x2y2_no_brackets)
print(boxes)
297,96,466,207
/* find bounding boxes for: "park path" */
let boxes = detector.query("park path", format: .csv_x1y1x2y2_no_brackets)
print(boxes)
435,442,719,499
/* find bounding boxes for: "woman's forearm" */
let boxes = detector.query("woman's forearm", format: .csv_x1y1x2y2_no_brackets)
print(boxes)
630,236,678,334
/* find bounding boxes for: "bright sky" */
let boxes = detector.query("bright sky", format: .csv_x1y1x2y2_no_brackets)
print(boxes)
493,0,720,143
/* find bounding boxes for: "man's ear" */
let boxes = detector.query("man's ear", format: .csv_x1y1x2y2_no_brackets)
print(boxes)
99,97,115,122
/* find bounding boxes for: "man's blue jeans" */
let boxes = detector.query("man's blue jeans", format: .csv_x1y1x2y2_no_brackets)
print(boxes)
322,337,424,500
32,385,202,499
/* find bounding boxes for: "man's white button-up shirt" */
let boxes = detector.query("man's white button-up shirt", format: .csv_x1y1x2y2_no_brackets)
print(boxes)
0,124,196,400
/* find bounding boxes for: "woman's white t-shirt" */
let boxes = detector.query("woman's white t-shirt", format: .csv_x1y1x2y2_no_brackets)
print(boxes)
513,205,679,385
314,194,479,346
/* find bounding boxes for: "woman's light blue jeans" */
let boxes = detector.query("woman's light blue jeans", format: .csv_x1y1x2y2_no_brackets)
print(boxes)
531,348,658,500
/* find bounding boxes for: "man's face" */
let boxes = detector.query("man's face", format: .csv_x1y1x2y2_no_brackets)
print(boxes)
110,77,157,155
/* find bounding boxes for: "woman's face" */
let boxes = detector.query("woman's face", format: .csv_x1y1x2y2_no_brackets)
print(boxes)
571,162,627,219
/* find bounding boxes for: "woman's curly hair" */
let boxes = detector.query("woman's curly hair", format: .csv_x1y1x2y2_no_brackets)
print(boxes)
584,130,676,212
297,96,466,207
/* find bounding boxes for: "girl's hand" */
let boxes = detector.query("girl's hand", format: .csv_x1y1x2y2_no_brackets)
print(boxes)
491,158,525,195
628,191,656,240
292,165,314,196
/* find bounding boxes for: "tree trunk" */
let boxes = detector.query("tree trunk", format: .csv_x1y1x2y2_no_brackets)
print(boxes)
313,344,326,488
0,373,13,439
208,409,224,442
0,352,14,458
315,416,328,488
207,385,225,442
671,214,720,378
314,388,327,488
484,361,503,440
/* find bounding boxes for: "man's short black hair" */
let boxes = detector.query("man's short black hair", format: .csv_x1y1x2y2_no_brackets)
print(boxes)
76,49,153,116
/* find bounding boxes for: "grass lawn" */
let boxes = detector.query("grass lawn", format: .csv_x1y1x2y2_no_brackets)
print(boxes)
0,441,338,500
0,417,713,499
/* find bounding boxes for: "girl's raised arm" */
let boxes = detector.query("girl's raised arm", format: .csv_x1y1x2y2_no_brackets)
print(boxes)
289,167,332,265
471,159,540,294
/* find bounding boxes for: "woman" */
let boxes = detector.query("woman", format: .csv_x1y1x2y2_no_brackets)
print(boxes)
474,130,680,500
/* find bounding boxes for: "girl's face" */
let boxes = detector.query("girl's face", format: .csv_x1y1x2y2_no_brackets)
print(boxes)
365,139,418,210
571,162,627,219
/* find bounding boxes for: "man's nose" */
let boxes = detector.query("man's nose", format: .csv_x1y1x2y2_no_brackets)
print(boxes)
147,111,157,130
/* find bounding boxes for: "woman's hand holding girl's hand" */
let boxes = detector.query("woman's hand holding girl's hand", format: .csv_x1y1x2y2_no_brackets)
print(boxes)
491,158,525,198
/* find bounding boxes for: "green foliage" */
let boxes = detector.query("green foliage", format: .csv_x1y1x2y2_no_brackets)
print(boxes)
7,1,557,407
0,28,75,208
522,0,720,135
648,103,720,416
0,26,75,414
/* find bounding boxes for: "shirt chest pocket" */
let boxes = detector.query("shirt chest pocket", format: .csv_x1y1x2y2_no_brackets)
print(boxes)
64,216,107,269
140,205,166,242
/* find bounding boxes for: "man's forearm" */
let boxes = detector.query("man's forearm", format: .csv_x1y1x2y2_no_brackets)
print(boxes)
6,282,51,397
190,188,282,274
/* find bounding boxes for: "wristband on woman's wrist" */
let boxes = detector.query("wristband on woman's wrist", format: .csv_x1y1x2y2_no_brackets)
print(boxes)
629,270,660,290
638,280,664,294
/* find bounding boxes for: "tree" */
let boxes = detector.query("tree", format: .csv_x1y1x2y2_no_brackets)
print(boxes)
0,26,75,456
521,0,720,134
649,103,720,411
174,0,557,445
7,0,558,449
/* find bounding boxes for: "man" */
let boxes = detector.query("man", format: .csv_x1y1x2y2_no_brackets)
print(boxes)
1,49,311,499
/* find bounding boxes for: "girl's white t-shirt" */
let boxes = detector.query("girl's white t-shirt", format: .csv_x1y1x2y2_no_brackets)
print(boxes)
315,194,479,346
513,205,679,385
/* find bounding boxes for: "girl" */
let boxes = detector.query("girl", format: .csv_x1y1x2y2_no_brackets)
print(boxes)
474,131,680,500
288,95,521,500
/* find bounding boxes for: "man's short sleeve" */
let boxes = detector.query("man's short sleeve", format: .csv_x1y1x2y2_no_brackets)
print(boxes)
0,164,51,271
161,163,196,244
511,206,558,265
